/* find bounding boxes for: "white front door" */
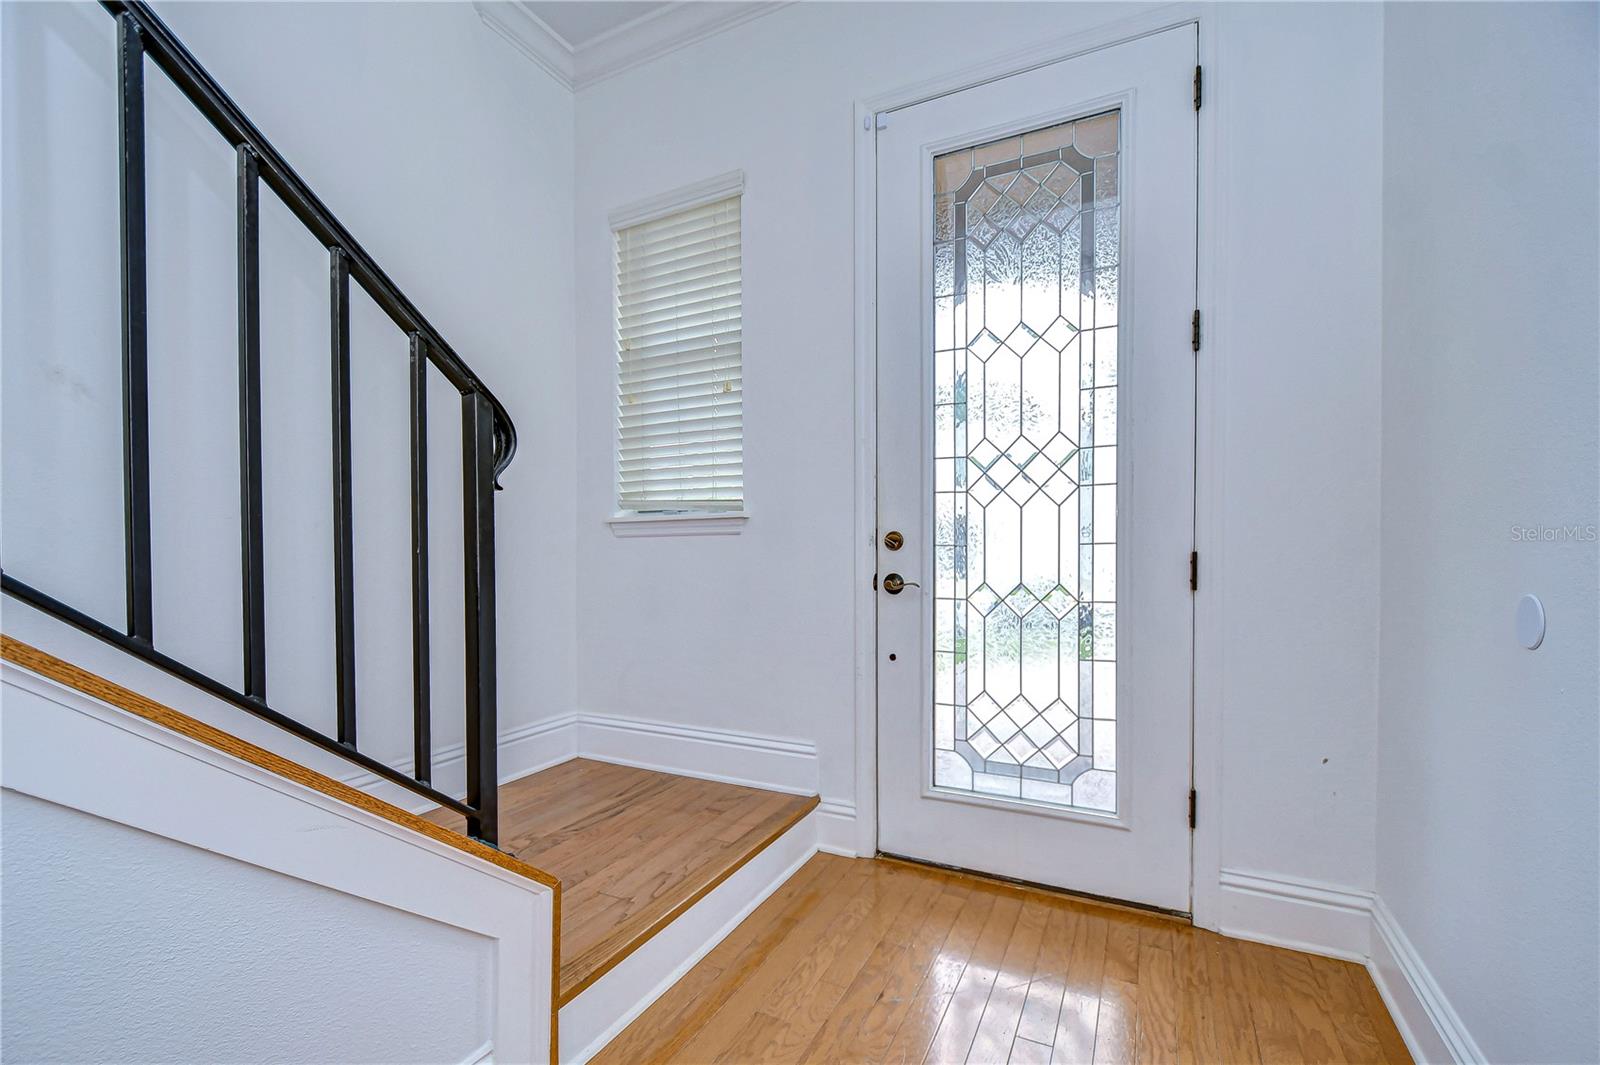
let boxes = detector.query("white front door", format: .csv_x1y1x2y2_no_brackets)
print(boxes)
874,25,1198,913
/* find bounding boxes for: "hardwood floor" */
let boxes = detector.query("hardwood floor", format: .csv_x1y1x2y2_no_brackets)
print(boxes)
421,758,816,1003
592,854,1412,1065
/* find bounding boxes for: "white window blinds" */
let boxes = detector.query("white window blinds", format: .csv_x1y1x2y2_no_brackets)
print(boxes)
615,193,743,513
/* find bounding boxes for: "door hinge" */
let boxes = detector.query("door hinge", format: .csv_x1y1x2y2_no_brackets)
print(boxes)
1194,65,1203,111
1188,788,1198,829
1191,309,1201,352
1189,550,1199,591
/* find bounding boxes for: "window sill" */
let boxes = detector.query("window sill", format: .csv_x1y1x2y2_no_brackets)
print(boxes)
607,511,749,538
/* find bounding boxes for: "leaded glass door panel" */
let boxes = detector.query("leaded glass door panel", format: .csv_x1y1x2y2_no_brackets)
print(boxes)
874,25,1197,912
932,111,1121,813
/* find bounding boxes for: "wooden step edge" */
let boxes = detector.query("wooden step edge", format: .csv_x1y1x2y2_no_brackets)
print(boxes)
2,634,561,891
557,791,820,1007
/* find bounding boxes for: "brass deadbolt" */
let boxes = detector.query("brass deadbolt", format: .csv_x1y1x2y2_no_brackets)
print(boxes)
882,530,904,551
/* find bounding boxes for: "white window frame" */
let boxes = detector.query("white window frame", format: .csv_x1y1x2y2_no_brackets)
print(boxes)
607,170,749,537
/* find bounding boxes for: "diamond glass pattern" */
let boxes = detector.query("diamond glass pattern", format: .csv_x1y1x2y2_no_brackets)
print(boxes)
931,112,1120,813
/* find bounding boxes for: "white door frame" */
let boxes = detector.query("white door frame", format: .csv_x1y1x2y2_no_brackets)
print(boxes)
848,1,1226,930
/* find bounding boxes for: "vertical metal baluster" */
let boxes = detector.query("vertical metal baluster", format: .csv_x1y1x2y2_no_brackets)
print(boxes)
237,145,267,698
409,334,432,784
330,248,357,747
462,391,498,845
118,12,154,644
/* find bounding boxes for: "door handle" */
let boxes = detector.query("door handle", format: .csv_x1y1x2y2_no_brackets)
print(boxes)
882,573,920,595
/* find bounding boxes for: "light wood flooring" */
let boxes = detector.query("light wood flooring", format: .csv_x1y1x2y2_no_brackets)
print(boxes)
422,758,817,1004
593,853,1412,1065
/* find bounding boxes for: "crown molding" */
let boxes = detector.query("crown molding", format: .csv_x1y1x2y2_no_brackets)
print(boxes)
476,2,792,93
473,2,576,91
576,2,793,89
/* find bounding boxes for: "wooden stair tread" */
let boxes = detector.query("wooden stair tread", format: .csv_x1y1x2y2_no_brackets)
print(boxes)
423,758,817,1004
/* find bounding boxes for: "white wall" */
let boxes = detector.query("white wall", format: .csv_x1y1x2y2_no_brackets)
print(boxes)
1202,1,1383,902
1,1,576,783
572,2,1385,900
1378,4,1600,1062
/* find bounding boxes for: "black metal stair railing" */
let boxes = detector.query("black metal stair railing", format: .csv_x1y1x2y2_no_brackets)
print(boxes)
0,0,512,845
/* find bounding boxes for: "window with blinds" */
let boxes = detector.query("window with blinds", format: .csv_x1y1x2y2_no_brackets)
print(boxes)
615,192,743,514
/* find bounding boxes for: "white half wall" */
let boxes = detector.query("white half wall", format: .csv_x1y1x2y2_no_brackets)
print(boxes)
1378,4,1600,1063
1,663,556,1064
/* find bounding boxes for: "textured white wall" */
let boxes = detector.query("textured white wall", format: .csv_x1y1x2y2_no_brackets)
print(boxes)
2,791,493,1064
572,2,1385,897
1378,4,1600,1061
0,0,576,776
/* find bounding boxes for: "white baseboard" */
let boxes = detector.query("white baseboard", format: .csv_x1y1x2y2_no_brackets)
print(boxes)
340,713,580,813
1215,867,1483,1064
559,809,821,1064
345,711,824,811
1216,867,1373,963
1369,896,1483,1064
815,798,859,857
574,711,819,796
337,704,858,853
571,714,866,855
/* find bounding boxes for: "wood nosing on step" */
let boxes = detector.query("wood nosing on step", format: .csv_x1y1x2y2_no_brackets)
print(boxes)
0,634,563,896
558,791,819,1006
